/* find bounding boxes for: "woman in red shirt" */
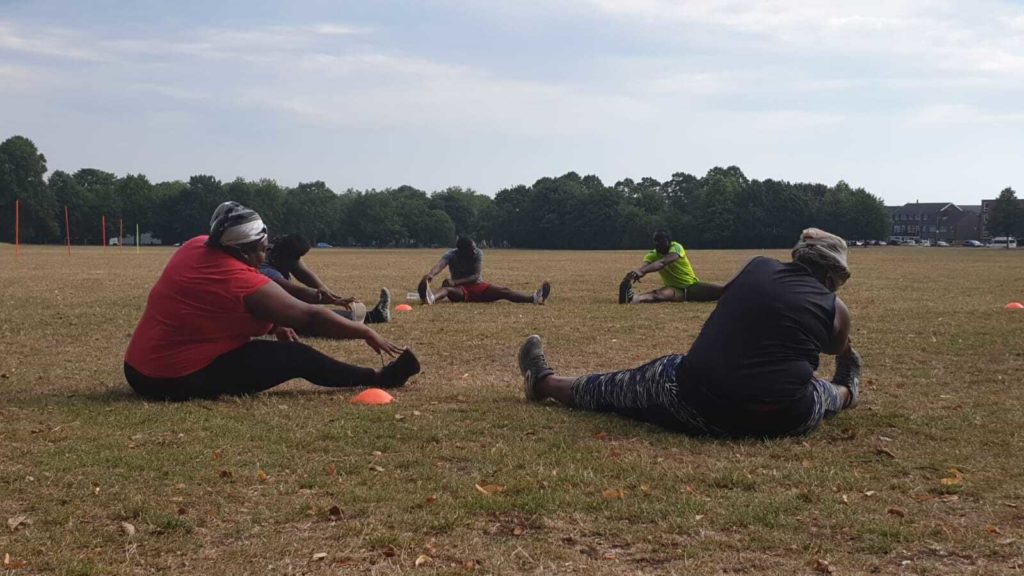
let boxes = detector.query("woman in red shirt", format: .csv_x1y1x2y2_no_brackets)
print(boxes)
124,202,419,400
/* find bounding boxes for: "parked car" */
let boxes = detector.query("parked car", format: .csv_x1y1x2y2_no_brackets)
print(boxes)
934,241,950,247
316,242,333,248
989,237,1017,249
963,240,984,247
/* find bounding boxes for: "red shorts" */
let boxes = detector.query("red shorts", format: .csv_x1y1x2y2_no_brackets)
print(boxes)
459,282,492,302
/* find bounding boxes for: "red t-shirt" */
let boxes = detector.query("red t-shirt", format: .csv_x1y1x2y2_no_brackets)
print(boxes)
125,236,272,378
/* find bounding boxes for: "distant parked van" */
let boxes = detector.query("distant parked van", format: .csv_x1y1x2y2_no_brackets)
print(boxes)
989,237,1018,249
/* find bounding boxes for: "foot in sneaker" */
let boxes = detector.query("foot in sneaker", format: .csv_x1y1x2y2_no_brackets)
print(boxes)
518,335,553,402
618,277,635,304
533,281,551,305
417,278,435,305
367,288,391,323
832,348,862,408
378,348,421,388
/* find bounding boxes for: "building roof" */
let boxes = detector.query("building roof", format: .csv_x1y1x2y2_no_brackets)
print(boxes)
960,205,981,214
890,202,958,215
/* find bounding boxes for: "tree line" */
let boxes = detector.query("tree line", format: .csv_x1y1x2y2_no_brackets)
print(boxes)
2,134,893,249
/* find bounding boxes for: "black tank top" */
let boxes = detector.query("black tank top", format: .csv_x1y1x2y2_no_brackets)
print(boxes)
678,257,836,432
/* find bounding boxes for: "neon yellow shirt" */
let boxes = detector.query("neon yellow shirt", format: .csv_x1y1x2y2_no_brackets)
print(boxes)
644,241,699,289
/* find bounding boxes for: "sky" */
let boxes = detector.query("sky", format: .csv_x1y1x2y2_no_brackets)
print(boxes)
1,0,1023,206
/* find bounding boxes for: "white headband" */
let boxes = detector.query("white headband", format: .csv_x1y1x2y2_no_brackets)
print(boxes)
218,218,267,248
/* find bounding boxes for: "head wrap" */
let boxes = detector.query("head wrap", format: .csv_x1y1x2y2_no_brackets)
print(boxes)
791,228,850,287
208,201,267,248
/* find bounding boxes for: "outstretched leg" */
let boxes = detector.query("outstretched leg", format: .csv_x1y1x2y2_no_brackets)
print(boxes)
631,286,683,304
481,281,550,304
685,281,724,302
517,335,709,434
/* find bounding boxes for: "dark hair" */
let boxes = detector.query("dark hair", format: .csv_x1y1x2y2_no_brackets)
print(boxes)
653,230,671,243
268,234,311,263
456,236,475,253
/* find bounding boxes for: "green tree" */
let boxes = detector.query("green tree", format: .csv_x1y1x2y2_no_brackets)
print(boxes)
0,135,57,242
989,187,1022,243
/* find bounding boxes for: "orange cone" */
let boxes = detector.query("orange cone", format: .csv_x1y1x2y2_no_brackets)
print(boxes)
350,388,395,405
1006,302,1024,310
395,304,413,312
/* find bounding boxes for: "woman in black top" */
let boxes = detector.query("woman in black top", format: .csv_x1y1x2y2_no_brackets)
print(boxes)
516,228,861,438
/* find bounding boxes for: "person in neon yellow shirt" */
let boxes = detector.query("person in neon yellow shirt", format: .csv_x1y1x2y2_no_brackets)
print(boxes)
619,230,723,303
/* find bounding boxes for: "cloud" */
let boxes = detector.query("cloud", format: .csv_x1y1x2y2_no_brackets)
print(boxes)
580,0,1024,80
912,103,1024,124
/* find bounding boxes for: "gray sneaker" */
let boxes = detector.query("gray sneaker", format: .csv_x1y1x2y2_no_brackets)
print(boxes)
832,349,862,409
518,335,553,402
368,288,391,323
618,277,635,304
417,278,435,305
533,281,551,305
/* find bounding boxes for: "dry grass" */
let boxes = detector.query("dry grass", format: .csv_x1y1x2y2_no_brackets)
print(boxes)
1,244,1023,575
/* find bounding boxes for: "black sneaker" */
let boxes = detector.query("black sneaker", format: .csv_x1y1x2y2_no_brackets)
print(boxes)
378,349,421,388
832,349,862,408
533,281,551,305
366,288,391,323
518,335,553,402
417,278,434,305
618,277,634,304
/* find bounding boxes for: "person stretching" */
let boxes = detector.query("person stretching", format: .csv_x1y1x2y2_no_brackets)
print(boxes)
418,236,550,305
124,202,419,401
521,228,860,438
619,230,723,304
260,234,390,324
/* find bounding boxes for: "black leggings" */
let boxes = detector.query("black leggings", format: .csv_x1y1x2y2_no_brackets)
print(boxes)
124,340,377,401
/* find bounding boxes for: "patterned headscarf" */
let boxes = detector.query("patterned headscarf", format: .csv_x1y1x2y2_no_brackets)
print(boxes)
791,228,850,287
208,201,267,248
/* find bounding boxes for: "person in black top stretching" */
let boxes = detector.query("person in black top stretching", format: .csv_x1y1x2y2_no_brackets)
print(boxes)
516,228,861,438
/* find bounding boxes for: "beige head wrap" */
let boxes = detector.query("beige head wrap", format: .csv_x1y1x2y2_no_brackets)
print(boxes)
791,228,850,287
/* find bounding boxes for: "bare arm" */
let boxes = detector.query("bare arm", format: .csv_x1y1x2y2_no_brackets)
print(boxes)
422,257,450,282
630,252,680,279
244,282,403,356
450,272,482,286
291,260,330,292
268,275,320,304
822,297,851,355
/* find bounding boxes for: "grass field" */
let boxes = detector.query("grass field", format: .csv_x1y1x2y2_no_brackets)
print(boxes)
2,244,1024,575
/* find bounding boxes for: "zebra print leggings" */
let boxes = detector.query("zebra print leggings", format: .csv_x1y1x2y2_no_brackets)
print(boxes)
569,355,844,437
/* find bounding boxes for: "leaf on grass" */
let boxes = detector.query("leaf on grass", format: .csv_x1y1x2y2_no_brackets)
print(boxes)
176,507,187,516
887,507,907,518
327,506,342,521
601,489,625,501
120,522,136,537
812,558,835,574
425,495,437,504
875,447,897,459
382,545,397,557
3,553,27,570
7,515,31,531
312,552,327,561
475,484,506,496
326,464,336,477
938,495,960,503
218,469,233,479
512,526,526,536
863,490,877,497
986,525,1003,535
368,464,385,473
256,469,268,482
414,554,431,567
463,559,480,571
940,468,964,486
394,414,406,421
212,449,222,460
593,432,609,441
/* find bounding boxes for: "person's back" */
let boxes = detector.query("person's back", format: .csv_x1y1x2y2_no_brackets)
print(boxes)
125,235,272,378
679,256,836,434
